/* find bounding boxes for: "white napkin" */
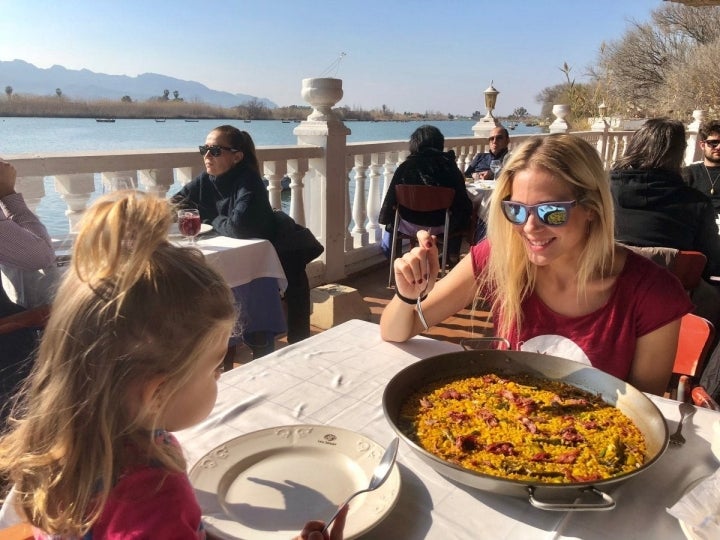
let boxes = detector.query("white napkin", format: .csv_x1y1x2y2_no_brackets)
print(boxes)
667,468,720,539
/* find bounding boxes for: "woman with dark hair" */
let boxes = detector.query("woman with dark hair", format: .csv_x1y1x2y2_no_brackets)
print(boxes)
610,117,720,277
378,125,472,263
171,125,313,352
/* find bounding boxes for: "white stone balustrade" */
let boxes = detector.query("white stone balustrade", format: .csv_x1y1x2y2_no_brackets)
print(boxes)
5,98,707,288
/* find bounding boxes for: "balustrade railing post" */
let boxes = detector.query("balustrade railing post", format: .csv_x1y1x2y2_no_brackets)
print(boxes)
287,158,309,226
53,173,94,233
685,109,704,166
15,176,46,214
294,77,350,283
351,154,370,246
138,168,174,198
263,160,288,212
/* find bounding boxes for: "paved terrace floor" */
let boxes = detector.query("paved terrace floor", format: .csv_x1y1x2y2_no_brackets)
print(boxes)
228,243,494,368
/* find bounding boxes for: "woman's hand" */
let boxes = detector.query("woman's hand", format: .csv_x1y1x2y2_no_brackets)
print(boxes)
393,230,440,300
295,504,348,540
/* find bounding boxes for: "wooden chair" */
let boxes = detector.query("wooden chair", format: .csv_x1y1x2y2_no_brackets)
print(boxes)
387,184,456,287
670,313,716,406
669,250,707,291
0,523,33,540
0,305,51,336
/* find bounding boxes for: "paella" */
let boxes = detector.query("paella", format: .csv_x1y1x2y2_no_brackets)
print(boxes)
399,372,647,484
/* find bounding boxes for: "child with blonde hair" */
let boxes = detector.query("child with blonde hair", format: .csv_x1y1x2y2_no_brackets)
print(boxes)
0,191,345,539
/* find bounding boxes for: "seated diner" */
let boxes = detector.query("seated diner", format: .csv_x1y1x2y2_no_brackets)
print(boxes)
380,134,693,396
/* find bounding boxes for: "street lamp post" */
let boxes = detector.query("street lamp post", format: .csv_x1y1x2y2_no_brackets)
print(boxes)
472,81,502,137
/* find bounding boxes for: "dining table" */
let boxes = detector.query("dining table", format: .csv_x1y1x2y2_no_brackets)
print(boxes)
466,179,495,217
1,232,288,346
176,319,720,540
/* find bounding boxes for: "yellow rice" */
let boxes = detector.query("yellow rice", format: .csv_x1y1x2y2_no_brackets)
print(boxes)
400,373,647,484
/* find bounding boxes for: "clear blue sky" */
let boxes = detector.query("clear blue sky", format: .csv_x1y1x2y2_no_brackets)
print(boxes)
0,0,663,116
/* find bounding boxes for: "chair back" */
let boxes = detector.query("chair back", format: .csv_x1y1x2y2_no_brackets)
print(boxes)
673,313,715,378
0,305,51,335
395,184,455,212
669,250,707,291
388,185,456,287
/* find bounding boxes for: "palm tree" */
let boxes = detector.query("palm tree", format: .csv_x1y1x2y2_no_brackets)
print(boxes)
56,88,62,98
5,86,12,99
162,89,170,101
173,90,179,100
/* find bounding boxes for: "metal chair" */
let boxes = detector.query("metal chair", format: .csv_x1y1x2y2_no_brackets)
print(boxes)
387,184,456,287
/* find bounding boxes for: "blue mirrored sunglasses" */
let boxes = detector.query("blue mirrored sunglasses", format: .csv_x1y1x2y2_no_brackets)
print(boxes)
199,145,237,157
501,199,578,227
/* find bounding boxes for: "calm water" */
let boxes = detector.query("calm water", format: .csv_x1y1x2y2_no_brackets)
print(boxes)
1,117,542,235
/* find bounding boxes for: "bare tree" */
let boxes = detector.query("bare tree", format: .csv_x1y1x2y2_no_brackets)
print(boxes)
591,4,720,118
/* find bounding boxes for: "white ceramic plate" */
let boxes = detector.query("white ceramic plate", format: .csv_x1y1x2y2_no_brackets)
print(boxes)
168,223,212,237
189,425,401,540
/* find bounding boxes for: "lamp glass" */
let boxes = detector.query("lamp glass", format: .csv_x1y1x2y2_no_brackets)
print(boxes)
484,88,498,111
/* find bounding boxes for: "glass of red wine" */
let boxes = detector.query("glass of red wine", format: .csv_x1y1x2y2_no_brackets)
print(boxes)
177,209,201,244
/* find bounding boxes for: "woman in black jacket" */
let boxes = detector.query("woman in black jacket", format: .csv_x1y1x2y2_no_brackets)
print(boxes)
378,125,472,263
172,125,311,353
610,118,720,278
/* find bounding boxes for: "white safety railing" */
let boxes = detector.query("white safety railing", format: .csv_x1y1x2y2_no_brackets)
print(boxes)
4,98,706,289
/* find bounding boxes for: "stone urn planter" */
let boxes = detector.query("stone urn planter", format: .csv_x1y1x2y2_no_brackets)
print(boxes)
549,104,571,133
301,78,343,121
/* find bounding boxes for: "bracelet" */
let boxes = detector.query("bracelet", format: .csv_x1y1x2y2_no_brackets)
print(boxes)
396,291,427,305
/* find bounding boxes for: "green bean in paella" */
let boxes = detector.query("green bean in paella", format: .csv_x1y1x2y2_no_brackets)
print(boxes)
400,373,647,483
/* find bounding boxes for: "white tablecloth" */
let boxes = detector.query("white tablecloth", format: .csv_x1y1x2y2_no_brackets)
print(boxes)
176,319,720,540
194,235,287,292
1,235,288,307
467,180,494,220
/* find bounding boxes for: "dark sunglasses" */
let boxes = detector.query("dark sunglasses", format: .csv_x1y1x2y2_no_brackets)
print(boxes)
703,139,720,149
199,145,237,157
501,199,578,227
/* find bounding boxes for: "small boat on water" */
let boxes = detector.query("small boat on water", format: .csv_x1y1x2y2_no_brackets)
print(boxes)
184,119,199,122
243,119,251,123
96,118,115,123
155,118,166,123
281,119,292,123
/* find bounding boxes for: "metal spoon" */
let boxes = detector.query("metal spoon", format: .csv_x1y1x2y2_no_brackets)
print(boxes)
322,437,400,533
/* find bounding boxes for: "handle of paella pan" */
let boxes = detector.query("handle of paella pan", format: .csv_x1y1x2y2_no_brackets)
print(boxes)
527,486,616,511
461,336,512,351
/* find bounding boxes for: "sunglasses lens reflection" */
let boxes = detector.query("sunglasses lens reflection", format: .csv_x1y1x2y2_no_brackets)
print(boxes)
502,203,527,224
501,202,571,226
705,140,720,148
538,205,570,226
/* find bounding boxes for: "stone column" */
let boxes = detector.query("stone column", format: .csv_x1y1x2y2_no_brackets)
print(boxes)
549,104,571,134
685,109,705,166
294,77,351,282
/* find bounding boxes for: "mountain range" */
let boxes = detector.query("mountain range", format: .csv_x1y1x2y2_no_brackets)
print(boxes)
0,59,277,108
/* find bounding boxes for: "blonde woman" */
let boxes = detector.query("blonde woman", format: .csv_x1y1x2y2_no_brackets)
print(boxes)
0,192,346,540
381,134,692,396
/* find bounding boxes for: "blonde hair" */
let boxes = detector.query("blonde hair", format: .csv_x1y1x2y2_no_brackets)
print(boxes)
481,134,615,338
0,191,235,536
